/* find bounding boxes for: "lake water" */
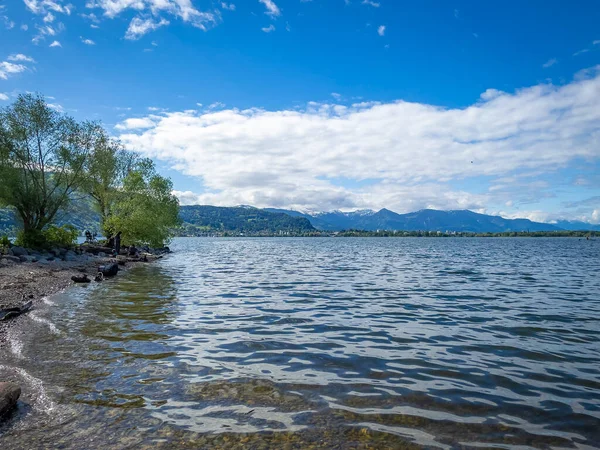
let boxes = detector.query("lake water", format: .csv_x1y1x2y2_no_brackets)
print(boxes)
1,237,599,449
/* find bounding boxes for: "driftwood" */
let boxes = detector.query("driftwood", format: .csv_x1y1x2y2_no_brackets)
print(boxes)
0,301,33,322
81,245,114,255
71,274,91,283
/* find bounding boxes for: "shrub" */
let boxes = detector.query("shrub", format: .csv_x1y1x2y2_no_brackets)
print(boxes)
15,229,47,249
44,224,79,248
15,225,79,249
0,235,10,247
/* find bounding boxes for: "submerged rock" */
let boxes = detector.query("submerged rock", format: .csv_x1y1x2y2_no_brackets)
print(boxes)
0,382,21,418
99,262,119,277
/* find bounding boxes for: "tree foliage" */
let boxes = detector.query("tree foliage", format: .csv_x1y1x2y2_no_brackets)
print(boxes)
0,94,179,248
101,161,180,247
82,130,136,227
178,206,315,235
0,94,99,240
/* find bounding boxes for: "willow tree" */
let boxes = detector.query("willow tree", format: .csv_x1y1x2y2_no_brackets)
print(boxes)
84,139,180,247
0,94,100,246
101,159,180,247
82,130,137,229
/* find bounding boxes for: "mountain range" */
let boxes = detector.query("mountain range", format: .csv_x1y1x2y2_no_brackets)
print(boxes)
264,208,600,233
2,204,599,235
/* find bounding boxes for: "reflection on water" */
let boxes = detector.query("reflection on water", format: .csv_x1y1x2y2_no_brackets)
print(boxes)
1,237,600,449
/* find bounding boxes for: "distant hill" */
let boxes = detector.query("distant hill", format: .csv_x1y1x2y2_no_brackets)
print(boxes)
179,205,316,234
0,201,101,236
266,208,571,232
2,203,598,236
553,220,600,232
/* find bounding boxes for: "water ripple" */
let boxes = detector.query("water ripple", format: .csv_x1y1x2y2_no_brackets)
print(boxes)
1,237,599,449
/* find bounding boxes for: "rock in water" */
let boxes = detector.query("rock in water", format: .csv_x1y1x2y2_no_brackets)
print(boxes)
0,382,21,418
99,262,119,277
71,274,91,283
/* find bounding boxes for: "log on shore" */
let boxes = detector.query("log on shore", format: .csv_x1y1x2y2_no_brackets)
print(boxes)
0,301,33,322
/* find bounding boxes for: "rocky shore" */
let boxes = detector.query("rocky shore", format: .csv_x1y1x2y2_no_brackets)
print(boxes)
0,244,169,334
0,243,170,419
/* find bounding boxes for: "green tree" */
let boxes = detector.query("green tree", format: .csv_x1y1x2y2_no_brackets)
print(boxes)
82,130,136,230
0,94,99,246
102,159,180,247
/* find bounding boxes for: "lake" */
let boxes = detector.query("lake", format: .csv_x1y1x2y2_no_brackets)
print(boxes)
1,237,599,449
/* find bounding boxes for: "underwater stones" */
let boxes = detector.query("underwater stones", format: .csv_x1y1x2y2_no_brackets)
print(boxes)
99,262,119,277
0,382,21,418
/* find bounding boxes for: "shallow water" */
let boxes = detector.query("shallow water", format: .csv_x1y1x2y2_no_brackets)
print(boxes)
1,237,599,449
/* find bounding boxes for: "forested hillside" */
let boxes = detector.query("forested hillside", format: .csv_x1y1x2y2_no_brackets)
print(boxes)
178,206,316,235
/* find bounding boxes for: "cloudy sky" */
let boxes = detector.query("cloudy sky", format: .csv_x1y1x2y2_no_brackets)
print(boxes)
1,0,600,223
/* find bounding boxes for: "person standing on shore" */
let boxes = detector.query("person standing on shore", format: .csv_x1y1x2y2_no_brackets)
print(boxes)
115,231,122,255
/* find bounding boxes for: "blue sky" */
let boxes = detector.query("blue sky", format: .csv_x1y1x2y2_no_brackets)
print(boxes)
1,0,600,223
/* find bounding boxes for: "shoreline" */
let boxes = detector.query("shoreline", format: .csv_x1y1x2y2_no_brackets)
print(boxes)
0,249,165,349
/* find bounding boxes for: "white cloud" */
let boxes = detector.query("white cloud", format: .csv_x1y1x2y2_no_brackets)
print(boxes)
8,54,35,62
207,101,225,109
362,0,380,7
261,24,275,33
86,0,217,33
80,37,95,45
80,12,100,23
115,117,156,130
0,93,9,101
49,40,61,47
23,0,72,15
331,92,342,101
0,61,27,80
542,58,557,68
259,0,280,17
1,14,15,29
24,0,70,43
221,2,235,11
47,102,64,112
377,25,385,36
125,17,169,40
21,24,29,31
574,40,600,57
479,88,504,101
116,66,600,213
